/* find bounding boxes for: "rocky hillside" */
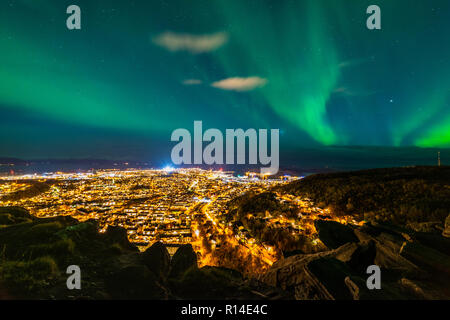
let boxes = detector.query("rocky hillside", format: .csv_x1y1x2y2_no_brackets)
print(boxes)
278,166,450,226
2,207,449,300
0,207,290,300
260,166,450,299
262,219,450,299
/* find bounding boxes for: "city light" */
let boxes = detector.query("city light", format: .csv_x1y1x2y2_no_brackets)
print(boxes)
162,165,175,173
0,167,356,275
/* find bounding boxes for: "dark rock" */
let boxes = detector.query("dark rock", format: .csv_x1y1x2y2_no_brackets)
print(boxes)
314,220,359,249
333,242,360,263
344,275,414,300
105,265,167,299
115,252,143,268
345,240,377,274
414,232,450,256
370,221,414,236
169,244,198,278
353,227,423,278
356,222,411,246
344,276,361,299
302,257,354,300
171,266,241,299
399,278,450,300
262,242,359,298
262,234,450,300
170,265,292,300
142,241,171,279
103,225,138,252
400,241,450,280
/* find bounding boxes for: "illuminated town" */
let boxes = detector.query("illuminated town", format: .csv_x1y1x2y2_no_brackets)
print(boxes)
0,168,359,274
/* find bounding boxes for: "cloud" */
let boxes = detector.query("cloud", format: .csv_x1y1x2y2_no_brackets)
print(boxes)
153,31,228,54
211,77,268,91
182,79,202,85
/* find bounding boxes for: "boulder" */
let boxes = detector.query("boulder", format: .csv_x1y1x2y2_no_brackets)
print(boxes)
301,257,354,300
262,242,360,298
303,248,407,300
103,225,138,252
142,241,171,279
353,225,423,278
169,244,198,278
105,265,167,299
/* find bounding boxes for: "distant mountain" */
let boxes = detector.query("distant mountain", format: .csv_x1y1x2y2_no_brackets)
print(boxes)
0,158,28,165
0,158,152,174
28,158,150,166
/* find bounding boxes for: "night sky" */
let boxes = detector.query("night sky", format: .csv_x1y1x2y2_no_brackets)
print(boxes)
0,0,449,165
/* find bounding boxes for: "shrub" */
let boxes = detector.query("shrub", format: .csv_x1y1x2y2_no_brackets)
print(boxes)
0,256,59,294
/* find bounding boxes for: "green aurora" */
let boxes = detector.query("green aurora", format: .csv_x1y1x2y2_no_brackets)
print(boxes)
0,0,449,160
